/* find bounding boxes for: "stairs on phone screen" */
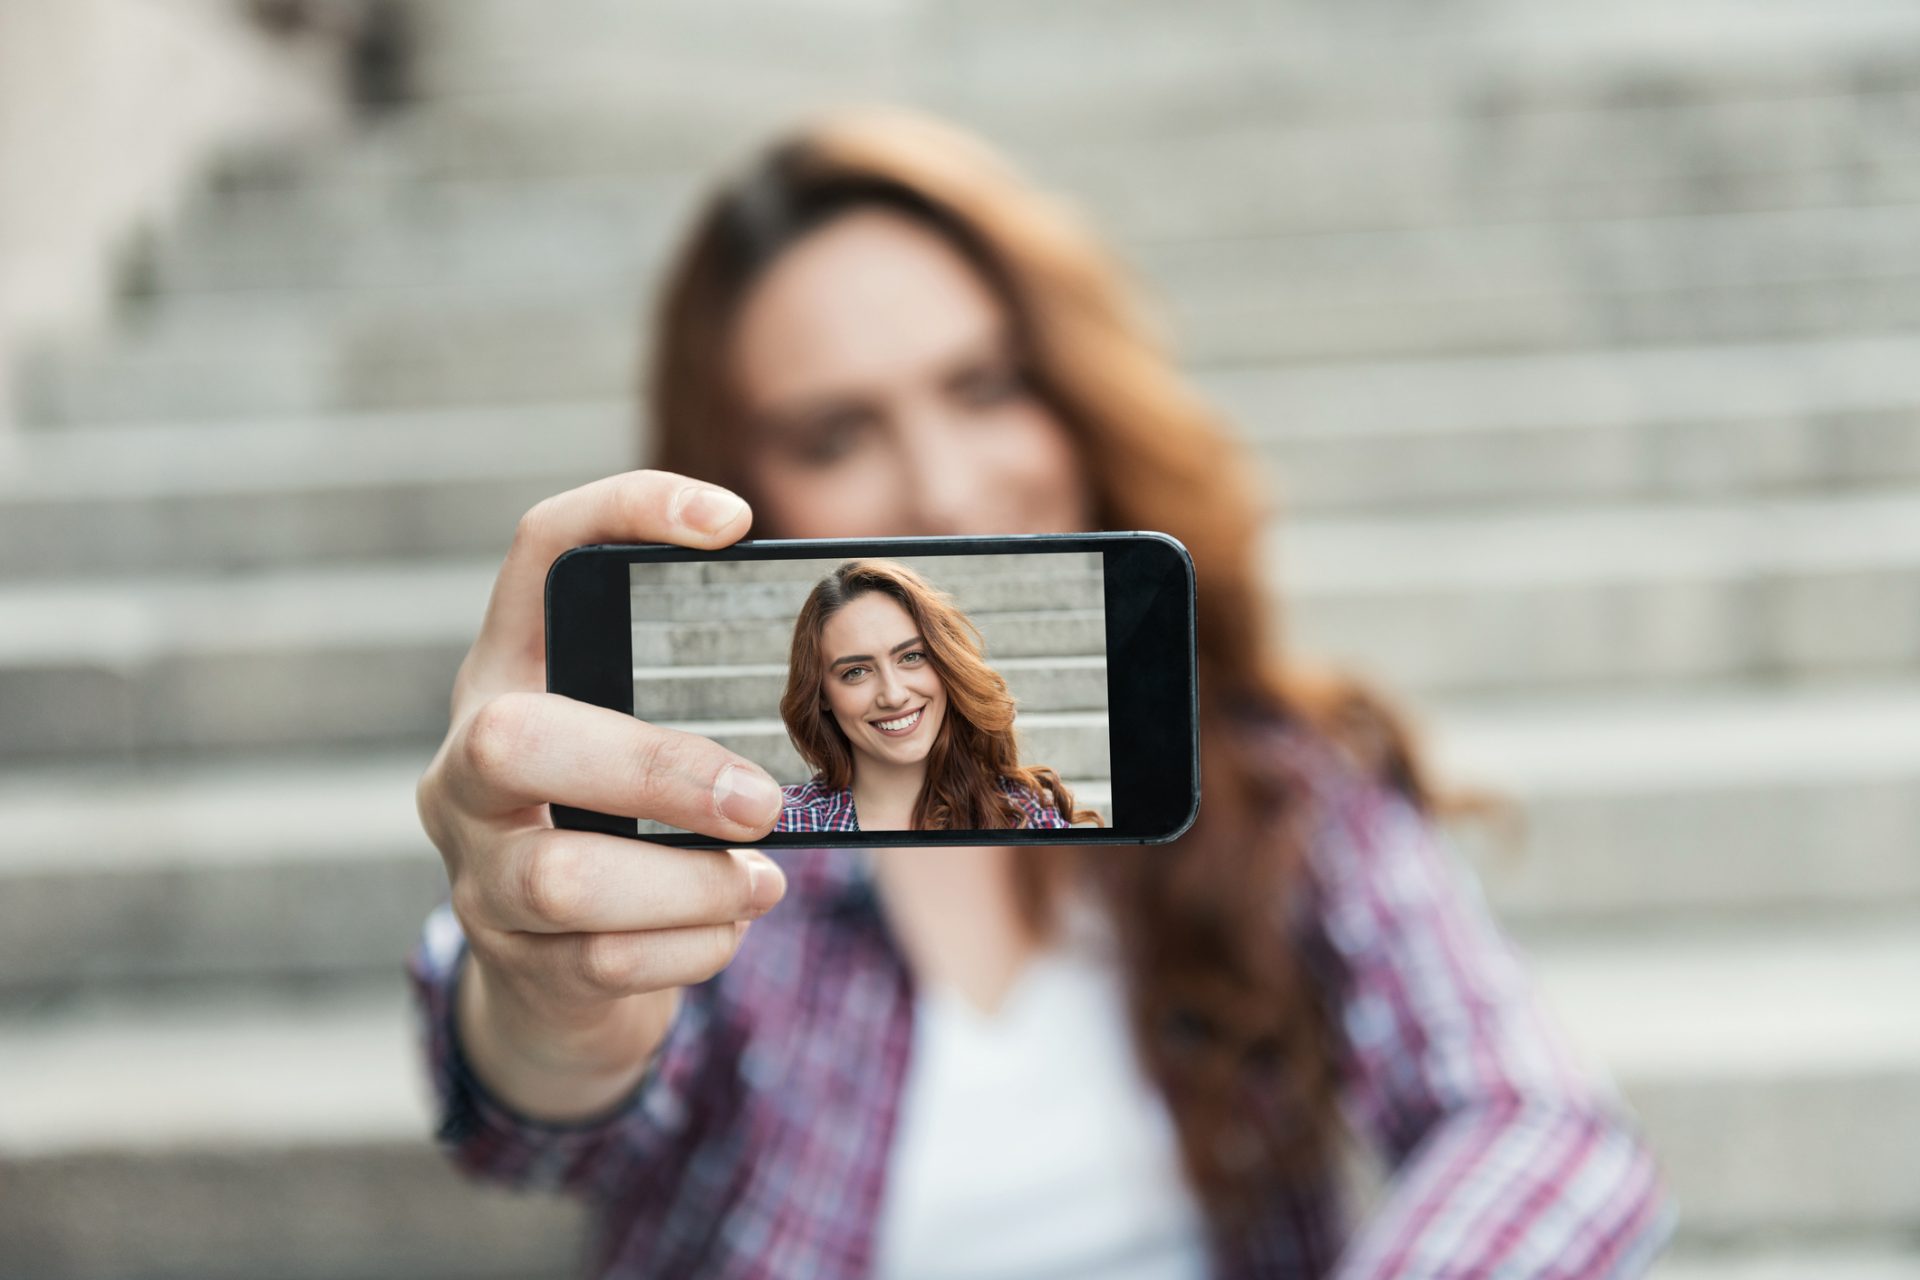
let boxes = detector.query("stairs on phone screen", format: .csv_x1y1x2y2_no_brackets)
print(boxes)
3,1,1918,1276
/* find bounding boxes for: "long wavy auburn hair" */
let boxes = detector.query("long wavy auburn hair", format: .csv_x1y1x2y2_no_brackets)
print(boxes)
646,106,1449,1228
778,558,1103,831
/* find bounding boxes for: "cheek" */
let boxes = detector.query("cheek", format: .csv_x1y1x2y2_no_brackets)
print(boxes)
822,682,860,722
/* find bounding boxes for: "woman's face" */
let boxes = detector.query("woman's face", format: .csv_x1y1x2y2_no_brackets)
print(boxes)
817,591,949,770
731,207,1098,539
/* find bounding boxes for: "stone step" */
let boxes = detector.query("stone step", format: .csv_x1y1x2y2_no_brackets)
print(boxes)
401,0,907,105
0,402,629,577
146,144,1920,299
0,749,447,997
1217,335,1920,514
2,918,1913,1276
21,281,1919,429
1655,1248,1920,1279
10,486,1920,758
17,292,641,424
0,560,489,759
8,333,1920,577
2,681,1913,996
29,198,1920,422
0,978,587,1280
1525,915,1920,1241
210,5,1920,202
1276,487,1920,697
1433,678,1920,934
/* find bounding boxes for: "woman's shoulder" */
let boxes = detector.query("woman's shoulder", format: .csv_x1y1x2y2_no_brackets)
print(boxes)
780,775,839,805
995,774,1072,828
776,775,855,833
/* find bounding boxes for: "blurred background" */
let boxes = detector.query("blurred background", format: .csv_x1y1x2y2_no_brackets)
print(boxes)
2,0,1918,1276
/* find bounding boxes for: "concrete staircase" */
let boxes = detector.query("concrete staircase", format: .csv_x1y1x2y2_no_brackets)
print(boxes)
4,1,1919,1275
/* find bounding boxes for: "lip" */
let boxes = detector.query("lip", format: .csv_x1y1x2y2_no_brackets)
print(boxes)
869,705,926,737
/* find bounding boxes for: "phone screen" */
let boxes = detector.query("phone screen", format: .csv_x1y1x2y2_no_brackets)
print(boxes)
628,550,1112,835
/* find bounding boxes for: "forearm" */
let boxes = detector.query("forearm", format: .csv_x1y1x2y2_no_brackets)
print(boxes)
455,949,679,1124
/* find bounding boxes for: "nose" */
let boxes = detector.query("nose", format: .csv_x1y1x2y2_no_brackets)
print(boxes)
894,407,983,536
874,664,908,709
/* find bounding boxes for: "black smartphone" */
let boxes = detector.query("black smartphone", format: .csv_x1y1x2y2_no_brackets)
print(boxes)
545,531,1198,847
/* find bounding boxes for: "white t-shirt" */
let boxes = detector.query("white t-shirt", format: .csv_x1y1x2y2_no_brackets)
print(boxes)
870,892,1213,1279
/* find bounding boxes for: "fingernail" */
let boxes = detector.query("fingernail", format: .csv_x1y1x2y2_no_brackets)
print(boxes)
737,850,787,914
715,763,781,829
674,486,748,536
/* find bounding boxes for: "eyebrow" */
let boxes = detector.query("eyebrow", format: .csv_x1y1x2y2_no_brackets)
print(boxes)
830,635,925,669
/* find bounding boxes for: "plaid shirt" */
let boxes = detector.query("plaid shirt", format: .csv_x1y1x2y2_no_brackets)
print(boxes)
406,715,1673,1278
776,774,1073,833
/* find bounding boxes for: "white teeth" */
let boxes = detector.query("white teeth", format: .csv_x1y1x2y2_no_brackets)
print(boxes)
876,708,922,732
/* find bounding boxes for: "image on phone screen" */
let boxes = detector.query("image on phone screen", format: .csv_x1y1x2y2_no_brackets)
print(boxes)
628,551,1111,836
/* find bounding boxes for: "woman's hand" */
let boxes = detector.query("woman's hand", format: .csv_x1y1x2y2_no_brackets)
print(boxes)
416,471,788,1118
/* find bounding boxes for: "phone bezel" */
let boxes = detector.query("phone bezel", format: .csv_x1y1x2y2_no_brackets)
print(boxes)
545,531,1198,847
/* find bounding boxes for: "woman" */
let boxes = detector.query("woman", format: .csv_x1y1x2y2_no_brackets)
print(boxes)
409,107,1672,1276
774,558,1098,834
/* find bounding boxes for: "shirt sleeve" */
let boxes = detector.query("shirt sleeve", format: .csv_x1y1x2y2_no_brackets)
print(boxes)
1309,783,1677,1279
404,899,724,1203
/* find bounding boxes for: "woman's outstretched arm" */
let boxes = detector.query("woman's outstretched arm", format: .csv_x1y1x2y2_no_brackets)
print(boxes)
406,900,728,1202
406,471,786,1199
1309,777,1676,1279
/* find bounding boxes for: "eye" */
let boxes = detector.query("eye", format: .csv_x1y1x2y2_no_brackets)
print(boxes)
794,410,874,466
838,665,868,682
901,650,927,665
952,362,1027,409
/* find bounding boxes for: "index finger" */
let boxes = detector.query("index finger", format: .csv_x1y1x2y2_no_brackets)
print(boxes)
468,470,751,698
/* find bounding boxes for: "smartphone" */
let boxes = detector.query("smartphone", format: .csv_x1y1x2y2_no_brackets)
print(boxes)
545,531,1198,847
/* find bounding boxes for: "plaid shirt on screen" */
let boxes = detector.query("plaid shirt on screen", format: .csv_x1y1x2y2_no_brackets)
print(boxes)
405,713,1673,1278
775,773,1073,833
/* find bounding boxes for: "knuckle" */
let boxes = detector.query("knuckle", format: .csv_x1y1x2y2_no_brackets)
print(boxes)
517,836,589,929
462,692,542,786
415,764,452,854
624,729,692,813
709,851,755,919
513,496,558,550
573,932,633,997
449,875,490,934
619,473,665,525
690,924,742,983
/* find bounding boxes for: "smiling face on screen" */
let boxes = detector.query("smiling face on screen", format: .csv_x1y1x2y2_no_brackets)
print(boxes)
817,591,949,773
732,208,1097,541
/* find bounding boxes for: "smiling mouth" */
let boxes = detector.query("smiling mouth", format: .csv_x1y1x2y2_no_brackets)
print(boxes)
870,706,925,736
